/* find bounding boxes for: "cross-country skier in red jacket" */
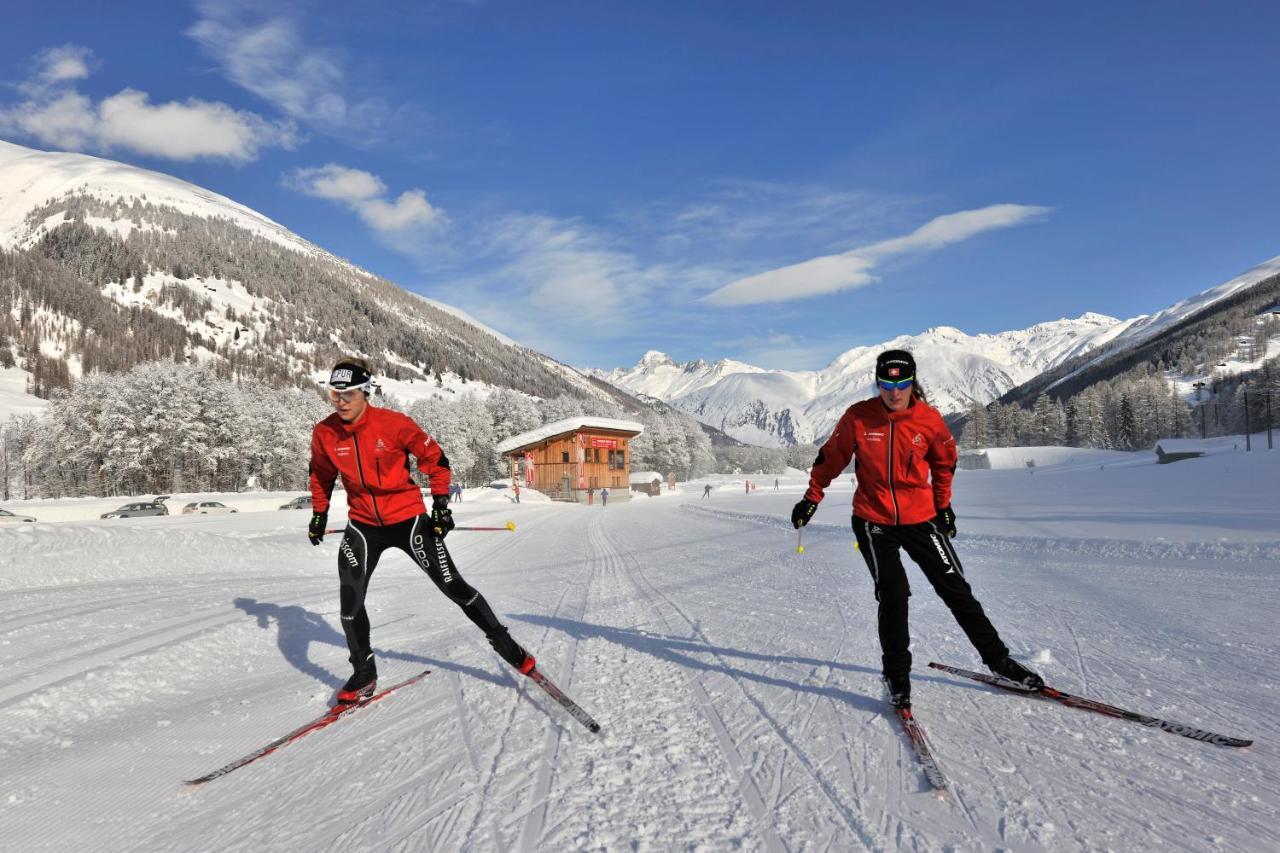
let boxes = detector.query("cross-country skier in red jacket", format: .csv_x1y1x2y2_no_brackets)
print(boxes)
791,350,1043,709
309,358,535,702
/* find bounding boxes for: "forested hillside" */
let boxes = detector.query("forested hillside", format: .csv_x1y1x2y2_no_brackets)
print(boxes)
1,193,603,401
964,273,1280,449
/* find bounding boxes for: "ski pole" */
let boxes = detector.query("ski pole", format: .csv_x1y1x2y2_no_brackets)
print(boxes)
456,521,518,532
796,528,804,554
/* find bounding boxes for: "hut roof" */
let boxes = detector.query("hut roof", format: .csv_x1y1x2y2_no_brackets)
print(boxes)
495,417,645,455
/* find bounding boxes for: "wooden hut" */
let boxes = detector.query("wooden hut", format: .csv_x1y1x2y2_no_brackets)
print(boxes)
495,417,644,503
1154,439,1208,464
629,471,663,496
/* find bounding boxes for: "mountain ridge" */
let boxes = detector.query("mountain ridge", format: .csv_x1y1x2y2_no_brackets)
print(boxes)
593,313,1132,446
0,139,624,416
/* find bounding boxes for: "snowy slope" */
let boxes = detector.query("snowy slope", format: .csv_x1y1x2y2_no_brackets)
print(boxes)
596,314,1130,445
0,366,47,421
0,140,311,253
1041,256,1280,394
1,442,1276,850
0,140,626,414
1106,256,1280,351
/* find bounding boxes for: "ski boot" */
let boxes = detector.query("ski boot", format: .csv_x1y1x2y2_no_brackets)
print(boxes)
336,652,377,703
488,629,536,676
884,672,911,709
989,656,1044,691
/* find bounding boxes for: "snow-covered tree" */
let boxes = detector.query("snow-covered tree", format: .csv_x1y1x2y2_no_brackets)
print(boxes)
962,401,988,450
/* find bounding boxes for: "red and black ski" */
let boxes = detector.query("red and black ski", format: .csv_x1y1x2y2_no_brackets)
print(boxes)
185,669,431,785
893,705,950,793
527,666,601,733
928,662,1252,748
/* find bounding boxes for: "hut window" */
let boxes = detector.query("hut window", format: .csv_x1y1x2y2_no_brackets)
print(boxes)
616,450,625,468
561,451,570,463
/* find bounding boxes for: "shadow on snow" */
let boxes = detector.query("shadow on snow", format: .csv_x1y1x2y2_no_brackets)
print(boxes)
511,611,891,714
233,597,507,689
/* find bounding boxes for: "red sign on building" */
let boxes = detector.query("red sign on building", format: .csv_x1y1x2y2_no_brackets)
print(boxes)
589,437,618,449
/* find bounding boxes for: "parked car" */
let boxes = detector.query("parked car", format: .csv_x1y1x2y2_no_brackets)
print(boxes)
278,495,312,510
101,502,168,519
0,508,36,523
182,501,238,515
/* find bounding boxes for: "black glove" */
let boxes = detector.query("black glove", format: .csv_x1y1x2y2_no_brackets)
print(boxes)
431,494,455,537
308,510,328,546
791,499,818,529
935,505,957,538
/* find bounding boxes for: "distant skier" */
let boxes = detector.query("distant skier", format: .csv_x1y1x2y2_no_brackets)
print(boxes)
587,486,595,505
513,481,521,503
308,358,535,702
702,484,713,499
774,478,780,491
791,350,1043,709
601,487,609,506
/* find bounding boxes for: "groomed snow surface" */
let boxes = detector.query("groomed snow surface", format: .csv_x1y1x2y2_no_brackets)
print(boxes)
2,442,1278,851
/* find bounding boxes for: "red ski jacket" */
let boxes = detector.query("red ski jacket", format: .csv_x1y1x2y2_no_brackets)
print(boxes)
804,396,957,526
309,406,451,526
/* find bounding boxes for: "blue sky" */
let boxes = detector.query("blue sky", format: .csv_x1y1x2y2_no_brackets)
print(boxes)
3,2,1279,370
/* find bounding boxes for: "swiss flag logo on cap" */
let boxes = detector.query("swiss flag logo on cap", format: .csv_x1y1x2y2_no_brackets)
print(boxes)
888,367,900,377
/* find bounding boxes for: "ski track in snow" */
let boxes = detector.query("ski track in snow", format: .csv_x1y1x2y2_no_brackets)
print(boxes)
0,470,1278,852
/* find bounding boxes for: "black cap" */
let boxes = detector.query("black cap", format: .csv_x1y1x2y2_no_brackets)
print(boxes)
875,350,916,382
328,360,373,390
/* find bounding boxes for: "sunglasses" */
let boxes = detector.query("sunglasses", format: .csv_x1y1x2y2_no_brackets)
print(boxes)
328,384,370,403
876,377,914,391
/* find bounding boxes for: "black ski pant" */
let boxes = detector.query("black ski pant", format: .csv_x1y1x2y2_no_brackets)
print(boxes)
337,514,509,664
851,515,1009,681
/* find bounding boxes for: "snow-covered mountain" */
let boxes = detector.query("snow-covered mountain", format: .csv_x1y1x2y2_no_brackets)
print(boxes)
594,314,1133,446
0,140,629,417
0,139,307,253
998,253,1280,407
1032,255,1280,397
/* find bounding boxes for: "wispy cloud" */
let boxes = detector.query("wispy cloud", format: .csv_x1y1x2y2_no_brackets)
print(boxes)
639,180,910,258
24,45,94,91
718,330,848,371
476,213,655,322
188,0,396,139
0,45,295,162
284,163,445,236
704,203,1050,306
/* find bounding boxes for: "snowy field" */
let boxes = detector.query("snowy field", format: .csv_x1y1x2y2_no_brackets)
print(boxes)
1,441,1278,851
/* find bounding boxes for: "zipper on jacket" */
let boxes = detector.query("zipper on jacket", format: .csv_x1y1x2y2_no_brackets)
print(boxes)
351,434,384,525
887,418,900,525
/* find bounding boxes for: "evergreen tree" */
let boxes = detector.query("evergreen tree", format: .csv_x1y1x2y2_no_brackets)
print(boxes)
1117,395,1137,450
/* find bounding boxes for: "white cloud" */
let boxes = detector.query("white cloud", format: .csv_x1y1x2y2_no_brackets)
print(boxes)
97,90,295,163
704,253,878,307
285,164,443,235
704,203,1050,306
858,204,1051,260
188,0,390,136
285,164,384,202
33,45,93,87
359,191,440,232
0,44,295,162
3,90,98,150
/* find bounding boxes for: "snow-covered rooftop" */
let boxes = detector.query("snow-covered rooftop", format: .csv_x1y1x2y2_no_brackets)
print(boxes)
495,417,644,454
1154,438,1211,454
629,471,662,483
